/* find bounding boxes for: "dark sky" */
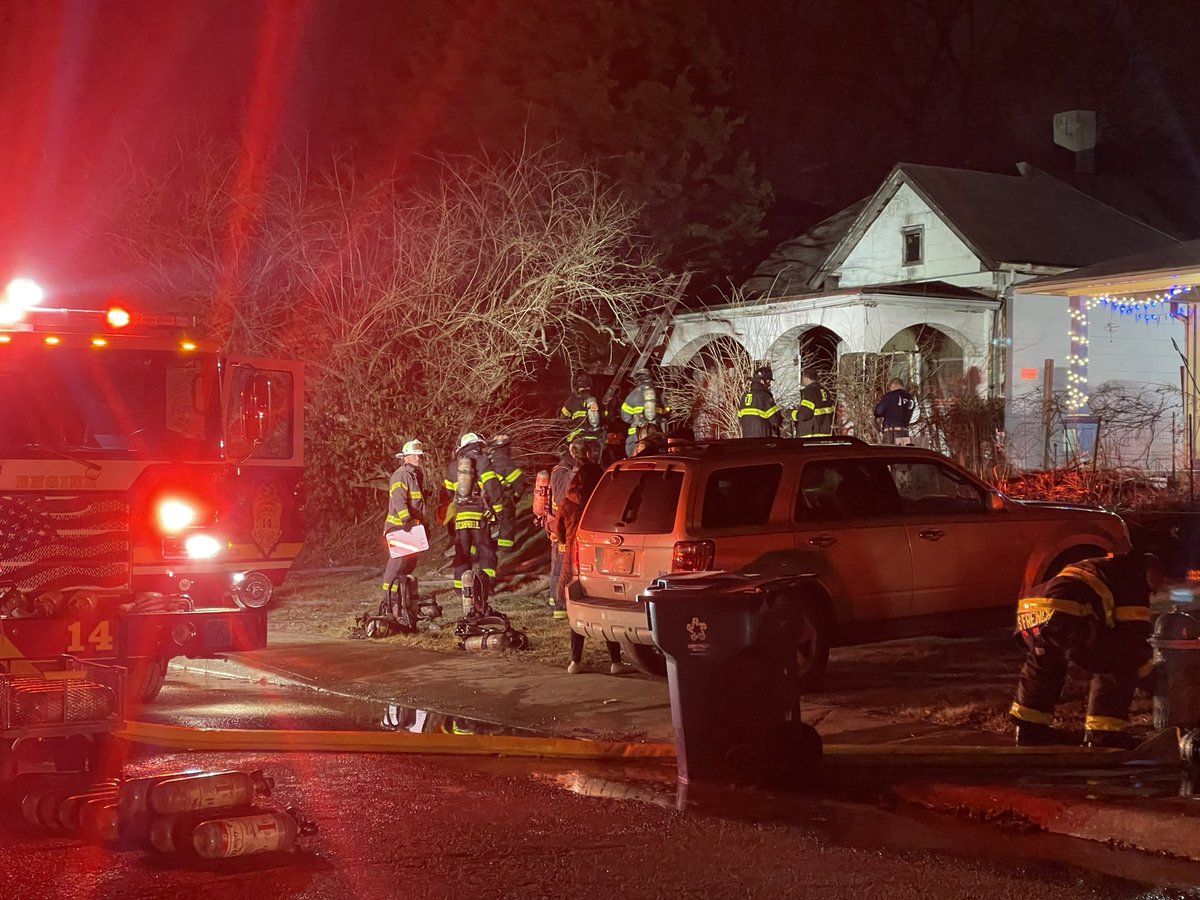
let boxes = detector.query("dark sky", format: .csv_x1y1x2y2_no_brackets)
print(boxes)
0,0,1195,288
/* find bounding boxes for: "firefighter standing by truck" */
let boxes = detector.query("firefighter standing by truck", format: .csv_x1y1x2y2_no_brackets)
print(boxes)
620,367,668,456
488,433,525,555
793,367,836,438
381,440,428,631
738,365,783,438
1009,552,1164,749
444,433,507,614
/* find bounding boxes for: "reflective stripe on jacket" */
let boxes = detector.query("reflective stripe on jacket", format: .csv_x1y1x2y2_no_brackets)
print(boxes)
793,382,835,437
385,463,426,532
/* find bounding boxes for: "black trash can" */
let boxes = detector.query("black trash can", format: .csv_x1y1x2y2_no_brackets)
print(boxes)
644,571,822,788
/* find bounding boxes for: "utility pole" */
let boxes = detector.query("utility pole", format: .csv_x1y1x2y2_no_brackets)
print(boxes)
1041,358,1054,470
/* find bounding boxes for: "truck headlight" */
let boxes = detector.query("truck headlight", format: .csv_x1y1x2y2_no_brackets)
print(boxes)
184,534,222,559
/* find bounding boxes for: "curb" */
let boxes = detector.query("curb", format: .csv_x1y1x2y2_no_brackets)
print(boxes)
894,782,1200,861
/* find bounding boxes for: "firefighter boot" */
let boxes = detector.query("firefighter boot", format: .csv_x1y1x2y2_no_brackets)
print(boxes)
1012,719,1067,747
1084,730,1140,751
473,569,491,617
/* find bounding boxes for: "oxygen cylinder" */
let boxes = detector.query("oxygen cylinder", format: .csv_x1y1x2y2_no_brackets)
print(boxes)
455,455,475,501
459,632,511,652
585,396,601,430
461,569,475,617
191,807,318,859
117,770,200,817
146,770,274,816
642,385,657,424
148,806,255,852
532,470,551,519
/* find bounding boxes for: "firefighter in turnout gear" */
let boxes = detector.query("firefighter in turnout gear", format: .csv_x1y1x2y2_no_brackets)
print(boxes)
620,367,669,457
488,433,525,553
1010,552,1164,749
444,433,506,614
738,365,783,438
560,372,606,448
382,439,428,631
793,367,835,437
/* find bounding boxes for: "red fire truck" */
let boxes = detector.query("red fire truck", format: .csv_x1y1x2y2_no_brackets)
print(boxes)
0,280,304,703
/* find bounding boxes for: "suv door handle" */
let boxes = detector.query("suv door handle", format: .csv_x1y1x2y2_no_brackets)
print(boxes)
918,529,945,541
809,535,837,548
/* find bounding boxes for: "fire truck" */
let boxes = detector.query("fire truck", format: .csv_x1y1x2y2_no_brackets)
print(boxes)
0,280,304,704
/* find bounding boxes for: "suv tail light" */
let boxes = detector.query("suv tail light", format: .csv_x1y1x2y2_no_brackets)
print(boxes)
671,540,715,573
573,539,581,573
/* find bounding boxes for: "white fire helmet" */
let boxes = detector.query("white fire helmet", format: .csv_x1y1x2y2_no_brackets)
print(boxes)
400,439,424,457
458,432,481,450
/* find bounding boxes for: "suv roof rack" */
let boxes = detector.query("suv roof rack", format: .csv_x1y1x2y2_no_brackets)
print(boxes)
657,435,871,456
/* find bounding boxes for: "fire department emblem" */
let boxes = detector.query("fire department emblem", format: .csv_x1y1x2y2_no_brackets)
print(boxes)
251,483,284,558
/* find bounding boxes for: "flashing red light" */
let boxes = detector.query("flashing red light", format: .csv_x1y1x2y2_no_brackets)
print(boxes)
106,306,131,328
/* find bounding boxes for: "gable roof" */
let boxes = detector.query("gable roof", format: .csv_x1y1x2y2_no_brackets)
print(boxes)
814,163,1177,288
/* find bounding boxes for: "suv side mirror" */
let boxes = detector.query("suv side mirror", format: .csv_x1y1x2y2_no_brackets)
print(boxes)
241,372,273,445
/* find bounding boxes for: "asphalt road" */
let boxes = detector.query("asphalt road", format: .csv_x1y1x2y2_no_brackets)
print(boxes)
2,673,1198,899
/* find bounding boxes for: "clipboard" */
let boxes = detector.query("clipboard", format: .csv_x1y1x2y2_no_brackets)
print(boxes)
386,525,429,558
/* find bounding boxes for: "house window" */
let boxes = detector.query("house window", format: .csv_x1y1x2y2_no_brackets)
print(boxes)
902,227,924,265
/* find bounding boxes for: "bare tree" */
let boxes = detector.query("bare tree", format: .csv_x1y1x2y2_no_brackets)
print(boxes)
103,142,673,555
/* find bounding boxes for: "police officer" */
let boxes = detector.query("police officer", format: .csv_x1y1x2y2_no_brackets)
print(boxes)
1010,552,1164,748
382,439,427,630
874,378,917,445
793,367,835,438
443,433,506,614
738,365,783,438
620,367,668,457
488,433,525,554
560,372,606,449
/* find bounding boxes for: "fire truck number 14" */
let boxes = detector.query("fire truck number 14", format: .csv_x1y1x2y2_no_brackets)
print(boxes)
66,621,115,654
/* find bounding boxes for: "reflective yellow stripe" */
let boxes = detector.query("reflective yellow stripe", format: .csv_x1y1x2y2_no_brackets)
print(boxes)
410,490,423,500
813,405,835,416
1085,715,1130,732
1019,597,1094,618
622,403,643,415
560,406,572,417
497,539,514,548
1114,606,1151,622
457,511,484,522
390,481,407,495
628,426,637,435
444,479,456,490
386,513,407,526
483,568,496,577
1059,565,1115,627
1009,702,1053,725
480,471,499,483
800,399,816,410
503,469,523,485
492,504,505,513
738,406,780,419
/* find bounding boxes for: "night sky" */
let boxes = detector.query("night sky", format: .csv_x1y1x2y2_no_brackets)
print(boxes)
0,0,1194,287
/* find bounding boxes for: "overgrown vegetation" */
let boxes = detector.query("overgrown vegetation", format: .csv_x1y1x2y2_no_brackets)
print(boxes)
107,143,673,558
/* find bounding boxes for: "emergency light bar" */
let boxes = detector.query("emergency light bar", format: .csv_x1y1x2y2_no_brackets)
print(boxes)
0,305,195,333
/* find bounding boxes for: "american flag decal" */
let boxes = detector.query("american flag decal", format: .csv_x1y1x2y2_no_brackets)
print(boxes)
0,495,130,595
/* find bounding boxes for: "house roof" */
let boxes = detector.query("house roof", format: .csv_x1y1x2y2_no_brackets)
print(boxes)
814,163,1177,287
1016,237,1200,296
742,200,868,298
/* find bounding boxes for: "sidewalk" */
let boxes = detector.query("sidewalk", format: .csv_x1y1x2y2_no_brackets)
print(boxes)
170,629,995,745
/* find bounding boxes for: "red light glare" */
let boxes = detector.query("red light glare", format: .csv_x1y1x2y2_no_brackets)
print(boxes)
106,306,131,328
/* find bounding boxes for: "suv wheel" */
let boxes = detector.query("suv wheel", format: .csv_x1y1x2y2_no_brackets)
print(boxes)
796,606,831,689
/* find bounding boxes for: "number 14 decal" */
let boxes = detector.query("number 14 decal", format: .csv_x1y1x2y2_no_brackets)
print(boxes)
66,620,115,653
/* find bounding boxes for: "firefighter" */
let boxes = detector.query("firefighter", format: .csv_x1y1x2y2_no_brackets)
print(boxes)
443,432,506,615
488,433,525,554
620,367,669,457
382,439,427,631
793,367,835,438
1010,552,1164,749
545,447,575,617
874,378,917,445
738,365,783,438
560,372,606,448
554,440,626,674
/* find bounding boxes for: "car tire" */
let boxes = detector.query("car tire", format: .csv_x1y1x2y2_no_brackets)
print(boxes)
795,604,832,690
1040,545,1106,585
125,658,169,705
627,643,668,678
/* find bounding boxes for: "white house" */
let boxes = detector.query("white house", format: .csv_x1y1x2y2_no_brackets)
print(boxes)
665,162,1181,469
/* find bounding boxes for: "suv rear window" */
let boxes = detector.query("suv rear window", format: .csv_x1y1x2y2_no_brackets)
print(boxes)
796,459,900,521
581,468,683,534
701,464,782,528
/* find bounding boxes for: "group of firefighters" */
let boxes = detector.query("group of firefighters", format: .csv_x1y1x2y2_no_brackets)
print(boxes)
378,365,1168,746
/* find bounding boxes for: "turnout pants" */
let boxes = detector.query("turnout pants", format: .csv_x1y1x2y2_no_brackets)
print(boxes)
549,541,563,608
454,514,498,594
1011,612,1145,733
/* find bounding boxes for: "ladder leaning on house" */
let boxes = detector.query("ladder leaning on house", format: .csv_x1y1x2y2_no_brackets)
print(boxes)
601,271,692,410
